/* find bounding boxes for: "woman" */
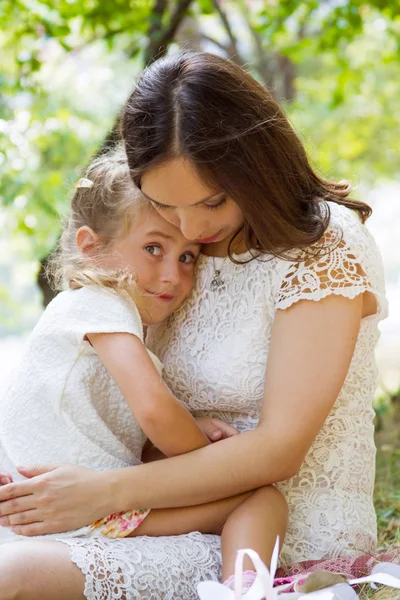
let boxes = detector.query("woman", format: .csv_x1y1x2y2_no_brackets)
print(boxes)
0,51,387,600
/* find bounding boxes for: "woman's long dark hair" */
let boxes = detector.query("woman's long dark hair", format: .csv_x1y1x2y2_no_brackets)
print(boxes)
121,51,371,259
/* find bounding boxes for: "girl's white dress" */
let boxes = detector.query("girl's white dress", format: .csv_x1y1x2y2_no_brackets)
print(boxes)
3,203,388,599
0,286,162,543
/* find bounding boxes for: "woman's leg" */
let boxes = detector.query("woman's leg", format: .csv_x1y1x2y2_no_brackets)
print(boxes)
0,540,86,600
132,485,288,580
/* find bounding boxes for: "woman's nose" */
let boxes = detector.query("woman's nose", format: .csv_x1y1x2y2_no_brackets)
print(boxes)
178,212,209,242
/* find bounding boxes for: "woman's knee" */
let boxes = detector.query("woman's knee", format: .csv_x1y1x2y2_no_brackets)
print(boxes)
0,541,85,600
0,543,28,600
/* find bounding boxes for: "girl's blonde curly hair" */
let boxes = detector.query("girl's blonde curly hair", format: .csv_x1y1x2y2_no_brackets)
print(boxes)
48,145,147,299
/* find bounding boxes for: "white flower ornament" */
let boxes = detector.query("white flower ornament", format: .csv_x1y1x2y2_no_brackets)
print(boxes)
197,537,400,600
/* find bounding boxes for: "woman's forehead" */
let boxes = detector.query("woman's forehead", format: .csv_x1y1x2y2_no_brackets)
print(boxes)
138,206,199,247
140,157,218,207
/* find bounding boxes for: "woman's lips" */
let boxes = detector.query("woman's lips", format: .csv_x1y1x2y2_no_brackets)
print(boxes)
196,231,222,244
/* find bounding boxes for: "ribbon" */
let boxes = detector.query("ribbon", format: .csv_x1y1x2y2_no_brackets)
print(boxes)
197,538,400,600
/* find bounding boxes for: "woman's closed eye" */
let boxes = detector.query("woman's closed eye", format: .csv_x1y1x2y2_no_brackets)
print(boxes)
151,197,227,211
204,197,227,210
151,200,170,211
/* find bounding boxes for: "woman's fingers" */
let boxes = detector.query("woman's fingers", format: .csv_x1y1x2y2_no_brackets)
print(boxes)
0,463,110,534
0,508,42,527
0,480,34,504
0,474,13,485
9,522,48,536
0,464,64,515
0,490,36,517
17,464,59,478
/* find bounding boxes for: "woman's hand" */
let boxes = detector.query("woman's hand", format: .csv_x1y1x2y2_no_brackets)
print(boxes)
195,417,239,442
0,463,112,536
0,472,13,485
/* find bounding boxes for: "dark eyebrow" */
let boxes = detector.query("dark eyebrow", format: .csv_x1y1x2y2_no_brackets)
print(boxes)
140,190,225,208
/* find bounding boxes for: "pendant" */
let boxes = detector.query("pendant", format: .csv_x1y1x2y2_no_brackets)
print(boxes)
210,270,225,291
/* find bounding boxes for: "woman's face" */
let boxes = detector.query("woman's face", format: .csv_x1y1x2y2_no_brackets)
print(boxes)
140,157,244,256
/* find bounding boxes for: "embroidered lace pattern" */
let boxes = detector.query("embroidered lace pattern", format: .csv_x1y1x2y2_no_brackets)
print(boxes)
58,202,387,599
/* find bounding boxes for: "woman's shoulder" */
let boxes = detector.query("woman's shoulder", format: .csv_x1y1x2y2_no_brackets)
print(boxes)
272,201,388,317
325,200,370,240
324,200,385,277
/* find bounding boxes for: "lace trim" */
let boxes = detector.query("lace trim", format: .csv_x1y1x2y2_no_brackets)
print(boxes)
59,533,222,600
277,230,381,314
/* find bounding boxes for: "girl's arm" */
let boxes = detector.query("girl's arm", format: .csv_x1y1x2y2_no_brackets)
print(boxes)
0,293,363,534
86,332,209,457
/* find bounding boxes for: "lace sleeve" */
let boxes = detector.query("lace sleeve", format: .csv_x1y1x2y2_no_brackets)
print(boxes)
276,225,380,312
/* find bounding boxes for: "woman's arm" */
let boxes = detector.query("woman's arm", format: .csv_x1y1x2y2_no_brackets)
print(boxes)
86,331,209,456
140,418,240,462
0,293,363,535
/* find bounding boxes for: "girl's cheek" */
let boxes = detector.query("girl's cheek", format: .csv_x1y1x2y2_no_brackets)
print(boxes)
187,269,196,292
179,269,193,296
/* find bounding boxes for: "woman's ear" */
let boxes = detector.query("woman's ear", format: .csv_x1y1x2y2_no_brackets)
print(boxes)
76,226,100,256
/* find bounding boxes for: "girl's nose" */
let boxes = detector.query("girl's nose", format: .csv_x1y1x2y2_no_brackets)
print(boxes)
159,260,181,286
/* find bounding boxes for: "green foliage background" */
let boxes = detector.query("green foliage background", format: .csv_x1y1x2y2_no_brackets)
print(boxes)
1,0,400,331
0,0,398,554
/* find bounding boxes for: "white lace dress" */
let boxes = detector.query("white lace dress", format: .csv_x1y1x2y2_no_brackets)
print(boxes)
58,202,386,599
0,286,162,544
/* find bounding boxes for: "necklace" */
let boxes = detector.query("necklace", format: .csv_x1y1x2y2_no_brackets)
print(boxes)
210,256,226,291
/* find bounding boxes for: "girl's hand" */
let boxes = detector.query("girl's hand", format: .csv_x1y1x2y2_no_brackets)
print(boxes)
0,463,112,536
140,418,239,462
0,472,13,485
195,417,239,442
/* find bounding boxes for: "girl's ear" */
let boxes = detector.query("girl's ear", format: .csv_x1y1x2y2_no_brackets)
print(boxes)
76,226,100,255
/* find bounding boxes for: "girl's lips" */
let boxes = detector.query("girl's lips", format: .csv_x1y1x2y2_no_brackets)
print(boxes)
158,294,174,301
146,290,175,302
196,231,222,244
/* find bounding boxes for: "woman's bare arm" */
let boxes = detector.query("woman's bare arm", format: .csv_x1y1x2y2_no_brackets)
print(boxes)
0,293,363,535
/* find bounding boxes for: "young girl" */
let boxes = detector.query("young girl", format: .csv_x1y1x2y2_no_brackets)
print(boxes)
0,146,287,584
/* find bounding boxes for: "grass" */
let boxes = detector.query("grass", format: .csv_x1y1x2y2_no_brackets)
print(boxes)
375,445,400,553
359,416,400,599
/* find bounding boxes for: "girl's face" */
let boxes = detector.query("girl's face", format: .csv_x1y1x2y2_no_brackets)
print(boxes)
140,157,245,256
105,207,200,325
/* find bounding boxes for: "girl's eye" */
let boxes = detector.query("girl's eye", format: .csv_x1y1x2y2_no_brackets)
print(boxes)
205,197,227,211
179,252,196,264
145,245,162,256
